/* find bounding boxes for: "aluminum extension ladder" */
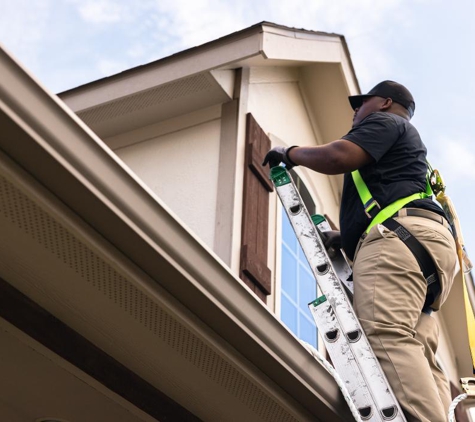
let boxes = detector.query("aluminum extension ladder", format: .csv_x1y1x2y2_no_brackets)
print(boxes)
270,166,406,422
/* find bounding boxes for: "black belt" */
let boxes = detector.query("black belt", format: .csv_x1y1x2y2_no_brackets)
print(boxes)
394,207,450,229
383,209,445,315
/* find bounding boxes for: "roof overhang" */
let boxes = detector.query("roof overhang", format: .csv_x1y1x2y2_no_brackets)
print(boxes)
0,40,354,421
60,22,360,139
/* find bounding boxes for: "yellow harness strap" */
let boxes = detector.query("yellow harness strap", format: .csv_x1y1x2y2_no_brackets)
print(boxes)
435,189,475,374
350,170,429,234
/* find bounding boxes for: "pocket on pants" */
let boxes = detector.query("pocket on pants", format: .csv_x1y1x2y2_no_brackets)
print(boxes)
354,223,395,261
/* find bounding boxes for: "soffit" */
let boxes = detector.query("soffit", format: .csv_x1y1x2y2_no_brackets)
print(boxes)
0,157,313,421
74,71,233,138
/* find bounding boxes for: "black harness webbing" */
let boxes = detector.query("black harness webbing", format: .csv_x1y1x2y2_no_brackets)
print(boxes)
382,218,440,315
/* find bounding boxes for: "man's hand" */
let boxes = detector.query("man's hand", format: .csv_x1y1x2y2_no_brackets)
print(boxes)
262,146,297,169
320,230,341,258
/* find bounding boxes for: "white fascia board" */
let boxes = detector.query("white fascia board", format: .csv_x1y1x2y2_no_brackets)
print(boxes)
62,32,263,112
261,26,342,63
338,44,360,96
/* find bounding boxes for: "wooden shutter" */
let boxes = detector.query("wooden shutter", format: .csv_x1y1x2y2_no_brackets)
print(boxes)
240,113,273,302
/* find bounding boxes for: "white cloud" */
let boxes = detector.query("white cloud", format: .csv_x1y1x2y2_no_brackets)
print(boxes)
0,0,440,95
431,137,475,183
127,43,147,59
0,0,428,90
72,0,130,24
146,0,249,55
0,0,51,70
139,0,429,90
97,59,129,77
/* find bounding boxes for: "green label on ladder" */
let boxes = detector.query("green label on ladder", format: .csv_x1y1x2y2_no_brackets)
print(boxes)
270,166,291,187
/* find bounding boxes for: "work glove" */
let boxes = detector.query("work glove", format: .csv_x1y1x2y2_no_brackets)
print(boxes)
320,230,341,258
262,146,298,169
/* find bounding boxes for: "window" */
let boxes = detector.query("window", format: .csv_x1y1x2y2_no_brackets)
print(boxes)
279,171,318,348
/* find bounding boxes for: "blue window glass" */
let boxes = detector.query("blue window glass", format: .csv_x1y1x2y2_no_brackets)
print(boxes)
281,293,298,333
298,260,315,309
282,208,298,251
299,313,317,346
280,172,318,348
281,245,297,301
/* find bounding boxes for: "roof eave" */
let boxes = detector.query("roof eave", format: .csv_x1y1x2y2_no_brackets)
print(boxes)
59,21,359,108
0,39,353,421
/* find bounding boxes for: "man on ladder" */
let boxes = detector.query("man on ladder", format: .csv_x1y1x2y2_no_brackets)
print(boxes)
263,81,457,422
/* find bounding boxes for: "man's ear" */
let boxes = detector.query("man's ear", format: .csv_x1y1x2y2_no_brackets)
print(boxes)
381,97,393,111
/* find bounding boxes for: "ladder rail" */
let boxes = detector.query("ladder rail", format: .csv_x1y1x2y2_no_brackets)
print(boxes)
271,166,407,422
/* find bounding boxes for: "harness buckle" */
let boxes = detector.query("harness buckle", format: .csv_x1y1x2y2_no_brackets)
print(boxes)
364,198,381,219
460,378,475,397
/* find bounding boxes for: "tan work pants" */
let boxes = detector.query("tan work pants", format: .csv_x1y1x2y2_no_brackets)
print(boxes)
353,214,457,422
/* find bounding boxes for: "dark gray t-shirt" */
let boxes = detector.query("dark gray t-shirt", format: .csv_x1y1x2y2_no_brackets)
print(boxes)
340,112,445,260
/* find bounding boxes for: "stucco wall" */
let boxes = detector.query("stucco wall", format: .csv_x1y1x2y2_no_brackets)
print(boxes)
114,119,221,249
247,72,341,222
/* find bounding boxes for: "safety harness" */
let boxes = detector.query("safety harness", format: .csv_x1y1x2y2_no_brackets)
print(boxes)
351,169,438,313
352,169,431,234
352,166,475,373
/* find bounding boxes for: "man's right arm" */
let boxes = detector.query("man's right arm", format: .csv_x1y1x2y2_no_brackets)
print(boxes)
287,139,373,175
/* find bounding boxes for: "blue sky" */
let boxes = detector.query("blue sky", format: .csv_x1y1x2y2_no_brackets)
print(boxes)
1,0,475,258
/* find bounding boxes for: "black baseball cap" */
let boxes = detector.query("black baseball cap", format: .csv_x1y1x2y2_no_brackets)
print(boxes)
348,80,415,117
